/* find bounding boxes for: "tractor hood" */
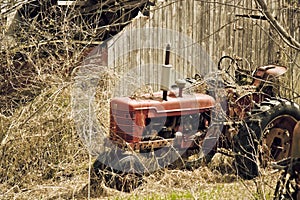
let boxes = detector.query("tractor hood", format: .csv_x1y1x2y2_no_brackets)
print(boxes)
111,91,215,117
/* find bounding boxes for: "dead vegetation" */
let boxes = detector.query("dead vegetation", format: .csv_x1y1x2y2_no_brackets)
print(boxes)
0,52,277,199
1,1,297,199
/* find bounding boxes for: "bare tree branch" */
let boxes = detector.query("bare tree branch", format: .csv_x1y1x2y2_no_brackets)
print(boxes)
255,0,300,51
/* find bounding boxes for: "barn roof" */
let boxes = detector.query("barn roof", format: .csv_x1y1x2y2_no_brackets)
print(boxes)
1,0,153,40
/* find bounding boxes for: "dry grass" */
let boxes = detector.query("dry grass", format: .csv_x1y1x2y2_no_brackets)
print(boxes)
0,60,280,199
0,84,88,199
1,143,279,200
0,2,286,200
0,73,279,199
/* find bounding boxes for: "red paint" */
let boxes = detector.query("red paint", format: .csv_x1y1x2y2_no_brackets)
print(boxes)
110,91,215,143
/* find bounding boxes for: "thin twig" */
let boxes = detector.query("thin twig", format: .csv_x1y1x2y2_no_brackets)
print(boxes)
255,0,300,51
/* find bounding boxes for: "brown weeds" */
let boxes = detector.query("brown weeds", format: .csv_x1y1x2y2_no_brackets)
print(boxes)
0,1,282,199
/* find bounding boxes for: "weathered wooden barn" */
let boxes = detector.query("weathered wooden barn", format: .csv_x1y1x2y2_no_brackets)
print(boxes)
78,0,300,101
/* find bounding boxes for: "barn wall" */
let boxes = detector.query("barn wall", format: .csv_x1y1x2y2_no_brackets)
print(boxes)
105,0,300,100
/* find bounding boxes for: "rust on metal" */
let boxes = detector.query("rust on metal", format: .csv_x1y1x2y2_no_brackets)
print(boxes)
292,121,300,158
259,65,287,77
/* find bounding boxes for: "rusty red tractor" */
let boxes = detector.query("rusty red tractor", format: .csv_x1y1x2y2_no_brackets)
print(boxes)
93,46,300,192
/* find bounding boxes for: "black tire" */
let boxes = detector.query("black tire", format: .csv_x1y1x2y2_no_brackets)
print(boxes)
92,149,121,190
234,98,300,179
114,154,145,192
184,124,221,169
92,149,145,192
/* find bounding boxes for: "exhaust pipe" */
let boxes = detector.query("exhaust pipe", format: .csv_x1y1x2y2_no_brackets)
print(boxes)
161,44,172,101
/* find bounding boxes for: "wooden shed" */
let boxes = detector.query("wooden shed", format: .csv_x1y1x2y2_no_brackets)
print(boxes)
82,0,300,100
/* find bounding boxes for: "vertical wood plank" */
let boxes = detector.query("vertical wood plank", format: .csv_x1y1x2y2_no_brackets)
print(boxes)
104,0,300,102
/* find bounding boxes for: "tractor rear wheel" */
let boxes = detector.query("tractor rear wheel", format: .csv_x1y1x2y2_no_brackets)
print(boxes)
234,98,300,179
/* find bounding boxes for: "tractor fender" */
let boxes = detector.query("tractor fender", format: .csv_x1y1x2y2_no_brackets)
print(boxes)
292,121,300,158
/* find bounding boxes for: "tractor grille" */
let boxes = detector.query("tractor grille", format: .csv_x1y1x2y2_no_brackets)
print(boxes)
110,109,138,143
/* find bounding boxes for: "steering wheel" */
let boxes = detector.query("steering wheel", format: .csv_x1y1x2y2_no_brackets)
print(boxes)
217,56,238,84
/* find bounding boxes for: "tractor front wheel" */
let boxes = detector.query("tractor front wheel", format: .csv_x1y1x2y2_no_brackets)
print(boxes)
92,149,145,192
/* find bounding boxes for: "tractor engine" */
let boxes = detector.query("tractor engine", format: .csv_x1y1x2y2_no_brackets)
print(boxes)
109,91,215,152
